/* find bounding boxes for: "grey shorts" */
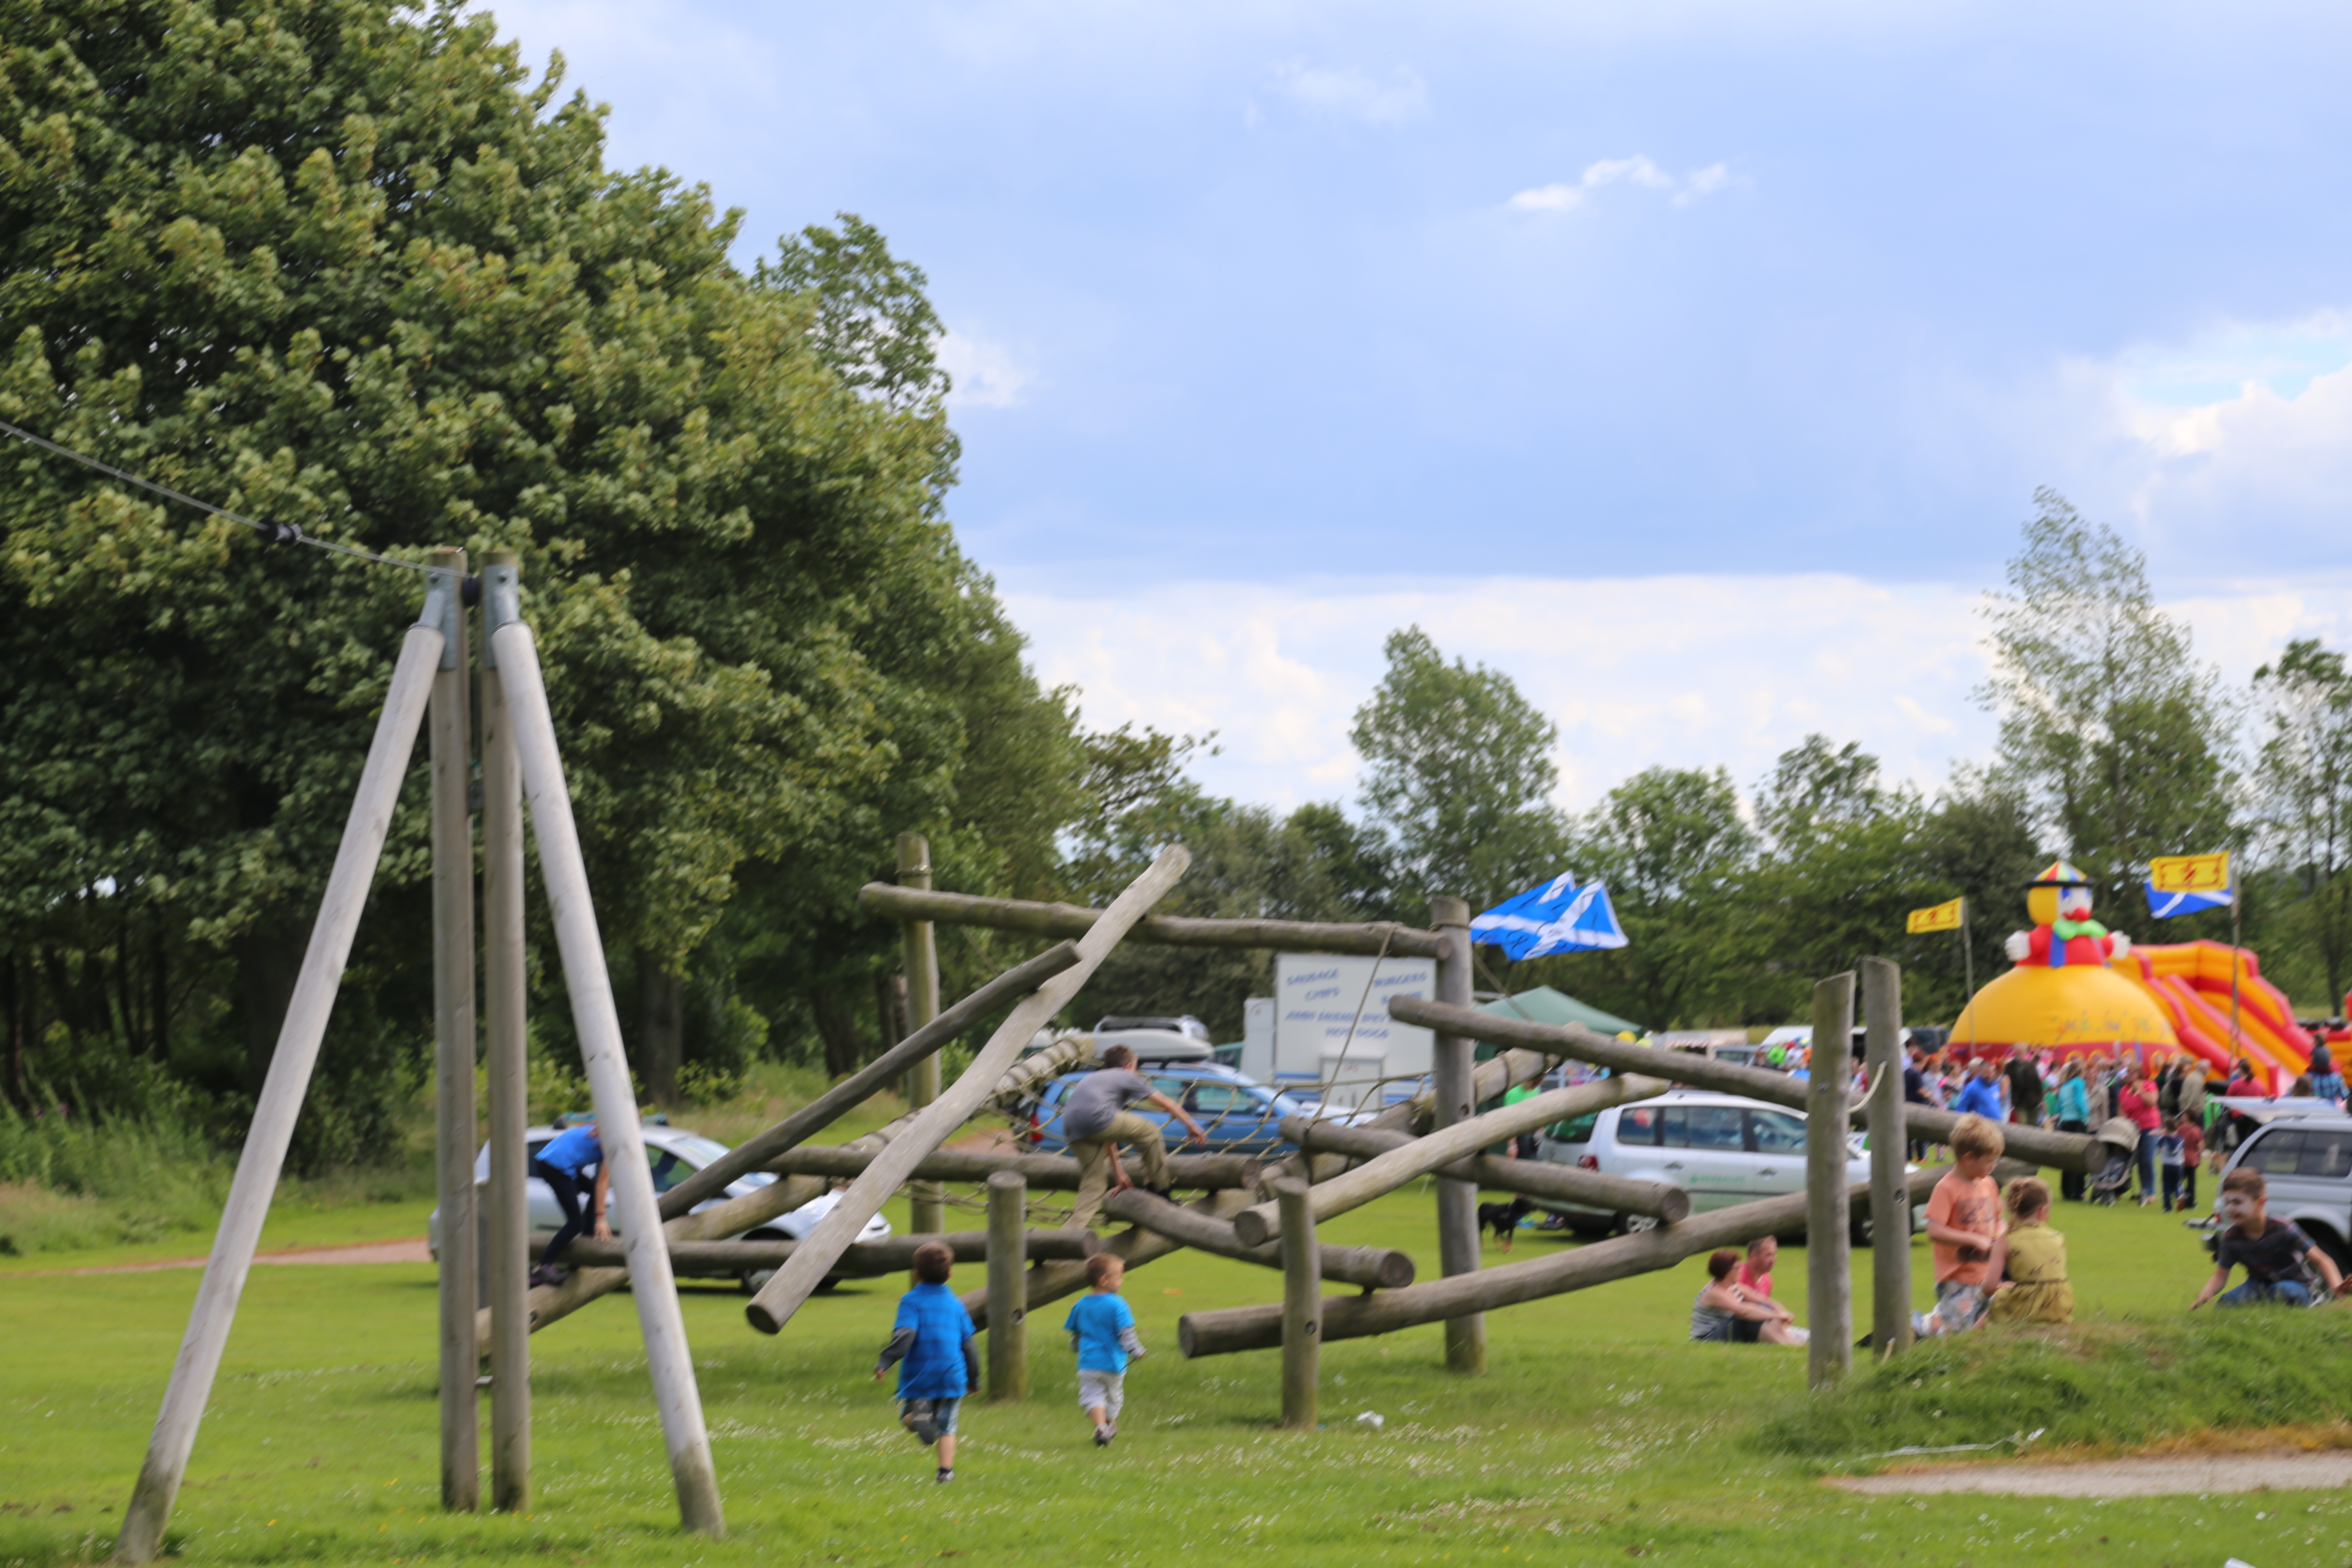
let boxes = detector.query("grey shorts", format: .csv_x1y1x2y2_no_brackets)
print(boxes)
1076,1368,1125,1421
901,1396,960,1436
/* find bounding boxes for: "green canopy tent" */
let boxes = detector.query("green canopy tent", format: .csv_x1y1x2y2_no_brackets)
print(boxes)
1474,985,1645,1048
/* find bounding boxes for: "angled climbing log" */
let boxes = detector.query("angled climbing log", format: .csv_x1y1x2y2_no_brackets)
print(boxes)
1231,1075,1666,1247
763,1144,1261,1191
1101,1190,1415,1288
1279,1117,1688,1222
564,1229,1098,1276
1178,1165,1945,1358
746,846,1194,1335
1387,995,2097,1173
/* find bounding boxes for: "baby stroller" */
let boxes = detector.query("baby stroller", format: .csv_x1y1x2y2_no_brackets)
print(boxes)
2086,1117,2140,1206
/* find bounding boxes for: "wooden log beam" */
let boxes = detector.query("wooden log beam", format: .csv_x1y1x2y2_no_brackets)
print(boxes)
1277,1181,1319,1430
1099,1190,1415,1289
1231,1075,1665,1247
564,1228,1097,1276
985,1173,1027,1400
656,943,1081,1220
1862,956,1912,1360
962,1188,1253,1332
1805,973,1855,1390
1387,994,2098,1174
747,847,1192,1335
1279,1117,1689,1222
856,882,1447,959
763,1144,1261,1192
1177,1165,1945,1358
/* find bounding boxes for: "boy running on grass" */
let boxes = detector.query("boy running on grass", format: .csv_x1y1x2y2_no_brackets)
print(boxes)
2191,1167,2349,1308
1917,1112,2005,1336
874,1240,979,1484
1066,1253,1148,1447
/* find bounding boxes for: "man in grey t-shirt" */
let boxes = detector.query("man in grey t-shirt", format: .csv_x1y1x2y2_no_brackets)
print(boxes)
1063,1044,1206,1230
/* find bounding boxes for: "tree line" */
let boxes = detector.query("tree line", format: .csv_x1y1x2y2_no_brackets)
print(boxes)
3,5,2347,1170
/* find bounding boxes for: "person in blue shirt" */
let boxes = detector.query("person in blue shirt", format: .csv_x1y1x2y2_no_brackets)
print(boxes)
530,1120,609,1286
873,1241,980,1484
1951,1059,2006,1121
2309,1045,2347,1107
1064,1253,1147,1447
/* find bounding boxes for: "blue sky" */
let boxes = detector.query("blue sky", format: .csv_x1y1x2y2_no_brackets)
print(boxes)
488,0,2352,811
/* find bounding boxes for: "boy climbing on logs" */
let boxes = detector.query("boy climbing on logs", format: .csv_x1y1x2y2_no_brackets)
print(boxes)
874,1241,980,1483
1064,1044,1207,1230
1917,1113,2005,1336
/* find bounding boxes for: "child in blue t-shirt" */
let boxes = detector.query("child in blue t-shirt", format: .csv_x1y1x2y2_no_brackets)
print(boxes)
873,1241,980,1483
1064,1253,1146,1447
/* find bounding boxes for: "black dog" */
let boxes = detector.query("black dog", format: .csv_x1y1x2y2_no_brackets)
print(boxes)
1477,1195,1534,1251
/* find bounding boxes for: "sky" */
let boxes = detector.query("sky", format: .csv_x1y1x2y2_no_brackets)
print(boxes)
485,0,2352,813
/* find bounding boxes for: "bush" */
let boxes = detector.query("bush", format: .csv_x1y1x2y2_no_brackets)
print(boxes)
1760,1313,2352,1461
0,1100,231,1253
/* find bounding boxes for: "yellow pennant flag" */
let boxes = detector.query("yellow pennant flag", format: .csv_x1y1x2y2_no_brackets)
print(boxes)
1907,896,1964,934
2149,851,2230,894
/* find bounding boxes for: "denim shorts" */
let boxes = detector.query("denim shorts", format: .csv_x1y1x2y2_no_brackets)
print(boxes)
901,1396,961,1435
2218,1279,2316,1308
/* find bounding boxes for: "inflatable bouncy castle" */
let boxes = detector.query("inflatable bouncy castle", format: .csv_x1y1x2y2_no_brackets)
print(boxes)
1946,860,2316,1088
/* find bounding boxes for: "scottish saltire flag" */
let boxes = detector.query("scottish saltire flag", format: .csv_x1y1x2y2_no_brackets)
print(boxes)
1470,872,1629,959
2146,851,2232,919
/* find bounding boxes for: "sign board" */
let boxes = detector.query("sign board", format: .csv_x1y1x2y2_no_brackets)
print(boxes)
1268,952,1437,1094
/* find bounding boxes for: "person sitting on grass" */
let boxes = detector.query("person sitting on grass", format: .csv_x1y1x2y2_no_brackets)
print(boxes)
1917,1112,2005,1336
1730,1235,1808,1345
2190,1168,2350,1310
873,1240,980,1485
1985,1177,2073,1326
1689,1248,1802,1345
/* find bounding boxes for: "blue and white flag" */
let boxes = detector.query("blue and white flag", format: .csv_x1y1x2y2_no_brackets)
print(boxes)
1470,872,1629,959
2145,851,2233,919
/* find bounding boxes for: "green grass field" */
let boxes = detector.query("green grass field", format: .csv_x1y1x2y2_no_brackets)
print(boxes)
10,1161,2352,1568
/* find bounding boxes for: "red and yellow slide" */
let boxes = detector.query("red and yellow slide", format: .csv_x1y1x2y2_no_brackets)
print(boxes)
2120,941,2312,1083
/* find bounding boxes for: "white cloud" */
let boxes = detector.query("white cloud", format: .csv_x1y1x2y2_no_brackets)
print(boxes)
937,331,1032,409
1268,61,1428,126
1001,571,2352,818
1507,155,1731,213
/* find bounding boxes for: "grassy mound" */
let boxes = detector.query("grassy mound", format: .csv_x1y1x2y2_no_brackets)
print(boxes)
1760,1311,2352,1461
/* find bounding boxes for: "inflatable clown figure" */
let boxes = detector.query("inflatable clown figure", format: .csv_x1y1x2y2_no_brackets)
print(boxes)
2002,860,2133,969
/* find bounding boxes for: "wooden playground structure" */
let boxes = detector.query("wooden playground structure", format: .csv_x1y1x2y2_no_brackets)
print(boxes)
107,570,2106,1561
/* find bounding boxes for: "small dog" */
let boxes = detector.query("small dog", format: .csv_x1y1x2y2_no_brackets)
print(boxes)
1476,1195,1534,1251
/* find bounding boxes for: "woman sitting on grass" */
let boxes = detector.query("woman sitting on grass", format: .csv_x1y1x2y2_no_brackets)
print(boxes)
1986,1177,2073,1326
1690,1247,1802,1345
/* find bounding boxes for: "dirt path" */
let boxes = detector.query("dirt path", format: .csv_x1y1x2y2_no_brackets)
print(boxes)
1832,1449,2352,1497
9,1238,432,1278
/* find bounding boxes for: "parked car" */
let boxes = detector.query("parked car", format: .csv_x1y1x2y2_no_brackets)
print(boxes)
1532,1088,1921,1244
2206,1113,2352,1269
1023,1062,1347,1157
427,1123,891,1293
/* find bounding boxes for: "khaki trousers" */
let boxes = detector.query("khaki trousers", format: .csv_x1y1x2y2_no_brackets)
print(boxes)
1069,1111,1170,1230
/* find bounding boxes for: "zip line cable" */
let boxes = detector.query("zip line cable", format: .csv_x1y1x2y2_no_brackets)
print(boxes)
0,415,445,577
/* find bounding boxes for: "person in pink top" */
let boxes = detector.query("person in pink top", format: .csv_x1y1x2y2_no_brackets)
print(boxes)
2118,1062,2163,1205
1730,1235,1806,1344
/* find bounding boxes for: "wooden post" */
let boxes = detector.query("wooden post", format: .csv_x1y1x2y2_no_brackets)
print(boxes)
1277,1180,1319,1430
478,551,530,1511
427,549,479,1513
1862,956,1911,1360
1807,972,1856,1390
1428,895,1484,1374
986,1171,1027,1400
746,847,1191,1335
490,619,725,1538
113,612,445,1566
900,834,944,1234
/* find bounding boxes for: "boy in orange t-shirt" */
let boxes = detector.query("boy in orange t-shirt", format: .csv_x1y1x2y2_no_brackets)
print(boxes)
1917,1113,2005,1336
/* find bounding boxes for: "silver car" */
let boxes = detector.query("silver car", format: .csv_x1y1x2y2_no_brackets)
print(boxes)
2209,1112,2352,1270
1532,1087,1920,1244
427,1123,891,1293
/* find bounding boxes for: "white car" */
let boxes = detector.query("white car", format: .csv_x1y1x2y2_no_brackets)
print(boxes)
427,1123,891,1293
1532,1088,1920,1244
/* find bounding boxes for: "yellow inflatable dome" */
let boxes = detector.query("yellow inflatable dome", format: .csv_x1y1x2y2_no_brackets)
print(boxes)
1949,962,2177,1056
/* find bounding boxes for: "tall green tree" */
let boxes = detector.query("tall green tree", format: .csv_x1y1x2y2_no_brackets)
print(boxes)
1977,490,2237,917
2254,639,2352,1010
1565,766,1752,1028
1348,625,1567,914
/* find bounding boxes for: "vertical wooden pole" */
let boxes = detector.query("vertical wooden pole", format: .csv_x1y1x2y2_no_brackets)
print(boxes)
985,1170,1026,1400
429,549,479,1513
899,833,944,1234
490,619,726,1538
1277,1179,1320,1429
1862,956,1911,1360
113,615,445,1566
479,552,530,1512
1428,895,1485,1374
1807,972,1856,1390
